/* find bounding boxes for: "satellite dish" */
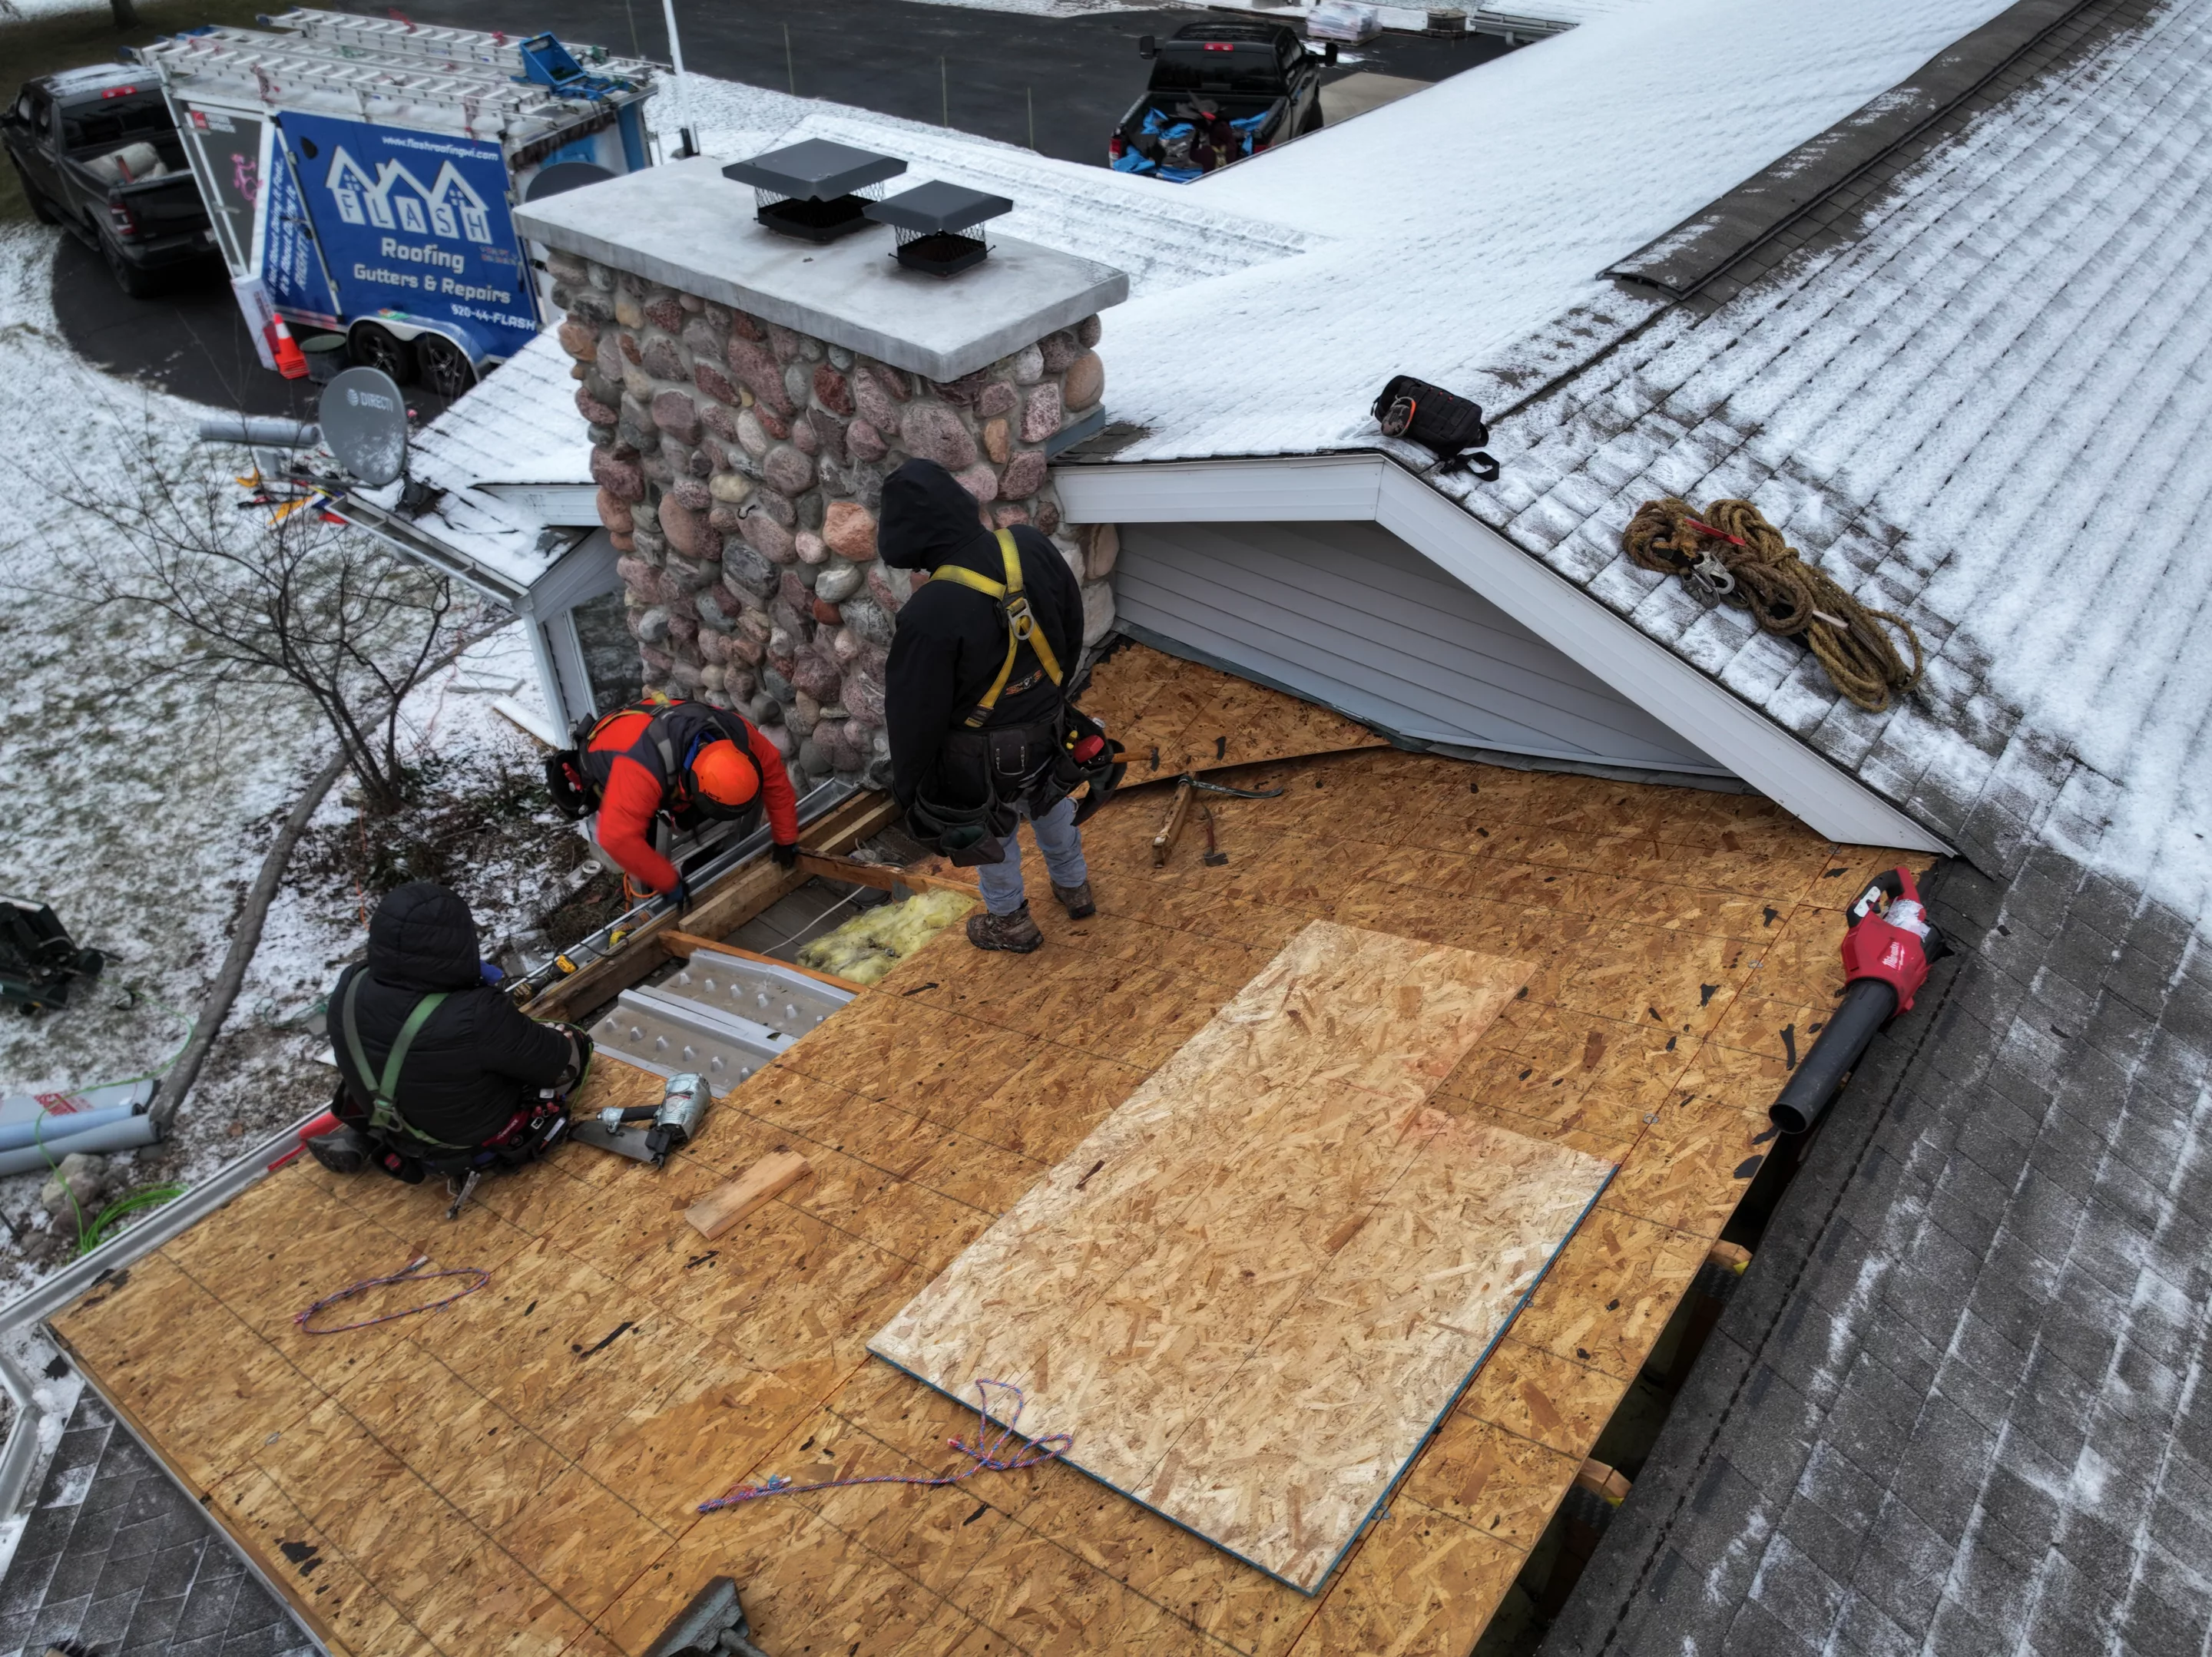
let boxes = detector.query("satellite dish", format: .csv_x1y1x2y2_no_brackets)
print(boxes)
320,366,409,488
525,160,616,202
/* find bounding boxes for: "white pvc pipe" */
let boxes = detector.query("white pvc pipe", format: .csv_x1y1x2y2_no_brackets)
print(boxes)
0,1107,134,1154
0,1116,162,1179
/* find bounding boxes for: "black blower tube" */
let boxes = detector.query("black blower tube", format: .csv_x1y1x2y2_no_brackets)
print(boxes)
1770,977,1899,1136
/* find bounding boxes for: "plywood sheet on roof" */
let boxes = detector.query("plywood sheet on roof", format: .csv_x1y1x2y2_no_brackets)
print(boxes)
871,919,1612,1591
48,748,1934,1657
1078,640,1388,778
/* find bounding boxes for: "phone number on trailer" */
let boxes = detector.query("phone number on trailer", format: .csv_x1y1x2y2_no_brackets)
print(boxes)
448,304,538,332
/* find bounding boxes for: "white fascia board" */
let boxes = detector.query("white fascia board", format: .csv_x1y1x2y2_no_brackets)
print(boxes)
1053,454,1951,855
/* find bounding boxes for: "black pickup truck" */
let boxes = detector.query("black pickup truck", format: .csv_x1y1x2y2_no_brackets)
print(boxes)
1109,21,1333,183
4,64,215,296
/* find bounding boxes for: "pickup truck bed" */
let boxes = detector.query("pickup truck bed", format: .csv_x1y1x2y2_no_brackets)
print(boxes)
1110,19,1328,182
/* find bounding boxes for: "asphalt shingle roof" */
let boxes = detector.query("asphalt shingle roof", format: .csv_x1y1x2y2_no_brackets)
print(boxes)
1448,0,2212,913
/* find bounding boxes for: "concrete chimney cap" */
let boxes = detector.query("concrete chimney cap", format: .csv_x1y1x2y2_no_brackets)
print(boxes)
720,138,907,200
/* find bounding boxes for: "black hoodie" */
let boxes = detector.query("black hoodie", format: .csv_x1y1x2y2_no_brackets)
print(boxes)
328,881,571,1147
879,459,1084,808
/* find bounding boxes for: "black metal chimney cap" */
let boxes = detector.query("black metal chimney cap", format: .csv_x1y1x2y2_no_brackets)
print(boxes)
720,139,906,201
863,180,1015,235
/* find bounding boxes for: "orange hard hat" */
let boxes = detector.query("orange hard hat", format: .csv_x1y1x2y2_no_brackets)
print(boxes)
687,739,760,812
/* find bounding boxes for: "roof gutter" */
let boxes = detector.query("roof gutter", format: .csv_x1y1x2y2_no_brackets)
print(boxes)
332,492,536,610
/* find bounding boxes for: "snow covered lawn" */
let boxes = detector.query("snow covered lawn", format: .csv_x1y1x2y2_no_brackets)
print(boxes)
0,222,568,1288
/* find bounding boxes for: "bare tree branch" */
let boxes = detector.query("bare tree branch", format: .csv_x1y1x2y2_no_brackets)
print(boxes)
18,429,500,812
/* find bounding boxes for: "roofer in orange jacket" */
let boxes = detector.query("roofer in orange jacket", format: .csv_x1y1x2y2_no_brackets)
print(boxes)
578,696,801,902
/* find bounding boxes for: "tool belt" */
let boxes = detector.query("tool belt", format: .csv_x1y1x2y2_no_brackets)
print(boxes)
333,976,581,1184
910,706,1126,864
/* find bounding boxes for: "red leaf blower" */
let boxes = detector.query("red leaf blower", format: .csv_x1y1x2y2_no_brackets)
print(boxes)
1770,867,1949,1136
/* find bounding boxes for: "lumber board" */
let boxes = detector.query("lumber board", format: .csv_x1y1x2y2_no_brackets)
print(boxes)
654,930,866,993
871,919,1612,1591
528,790,899,1022
684,1150,814,1239
48,723,1939,1657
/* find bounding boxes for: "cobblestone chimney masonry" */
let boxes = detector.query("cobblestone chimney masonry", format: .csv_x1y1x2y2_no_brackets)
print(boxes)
517,158,1128,796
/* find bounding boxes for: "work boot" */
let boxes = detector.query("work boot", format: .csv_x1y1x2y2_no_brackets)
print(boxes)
968,904,1043,954
305,1123,374,1176
1051,879,1097,920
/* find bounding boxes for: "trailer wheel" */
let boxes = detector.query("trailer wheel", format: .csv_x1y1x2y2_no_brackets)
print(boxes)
349,322,417,385
416,332,478,399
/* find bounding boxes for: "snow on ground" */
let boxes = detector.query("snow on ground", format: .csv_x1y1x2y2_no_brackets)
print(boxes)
0,221,563,1288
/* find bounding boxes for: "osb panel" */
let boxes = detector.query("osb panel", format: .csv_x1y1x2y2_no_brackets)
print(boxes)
51,741,1934,1657
1078,641,1387,779
873,921,1610,1590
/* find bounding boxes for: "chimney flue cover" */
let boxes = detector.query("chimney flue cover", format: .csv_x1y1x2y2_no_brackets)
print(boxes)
863,180,1015,278
721,139,907,242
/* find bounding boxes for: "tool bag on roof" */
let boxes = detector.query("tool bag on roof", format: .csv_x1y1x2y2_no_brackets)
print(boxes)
909,531,1126,862
1372,375,1500,481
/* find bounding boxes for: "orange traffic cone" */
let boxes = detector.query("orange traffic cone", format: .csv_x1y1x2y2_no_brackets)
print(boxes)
271,315,310,380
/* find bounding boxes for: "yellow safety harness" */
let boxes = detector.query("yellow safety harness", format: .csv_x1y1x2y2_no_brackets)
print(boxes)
930,530,1064,728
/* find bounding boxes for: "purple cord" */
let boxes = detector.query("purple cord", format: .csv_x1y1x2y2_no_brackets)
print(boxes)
296,1255,490,1335
698,1378,1071,1513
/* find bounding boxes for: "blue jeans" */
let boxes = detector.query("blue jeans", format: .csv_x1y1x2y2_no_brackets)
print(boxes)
979,795,1088,916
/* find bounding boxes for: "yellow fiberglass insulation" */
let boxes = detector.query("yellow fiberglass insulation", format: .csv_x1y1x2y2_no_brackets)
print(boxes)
796,887,975,985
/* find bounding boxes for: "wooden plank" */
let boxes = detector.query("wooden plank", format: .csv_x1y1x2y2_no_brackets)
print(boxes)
684,1149,814,1239
530,791,899,1022
790,850,980,898
873,919,1612,1591
655,931,866,993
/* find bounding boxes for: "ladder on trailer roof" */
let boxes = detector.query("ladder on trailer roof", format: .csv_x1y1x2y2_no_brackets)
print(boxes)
137,27,637,139
265,8,641,76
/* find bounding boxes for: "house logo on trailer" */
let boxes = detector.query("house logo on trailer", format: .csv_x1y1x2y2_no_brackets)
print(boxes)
323,147,493,243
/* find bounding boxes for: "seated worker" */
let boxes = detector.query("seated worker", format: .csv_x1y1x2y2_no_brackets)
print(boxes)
580,695,800,901
312,881,583,1184
879,458,1094,954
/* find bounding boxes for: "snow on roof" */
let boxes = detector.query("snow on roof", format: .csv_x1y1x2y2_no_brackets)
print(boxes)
353,329,589,594
1459,0,2212,926
1100,0,2017,464
674,78,1330,296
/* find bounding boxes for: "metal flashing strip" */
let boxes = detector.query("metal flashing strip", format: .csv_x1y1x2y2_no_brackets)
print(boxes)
1055,454,1951,854
0,1111,323,1590
1602,0,2094,298
591,987,794,1093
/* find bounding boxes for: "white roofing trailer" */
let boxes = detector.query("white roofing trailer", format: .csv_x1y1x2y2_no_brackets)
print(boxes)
134,9,657,394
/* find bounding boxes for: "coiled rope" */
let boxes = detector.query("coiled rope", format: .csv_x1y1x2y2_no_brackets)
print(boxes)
697,1378,1071,1513
1621,498,1923,713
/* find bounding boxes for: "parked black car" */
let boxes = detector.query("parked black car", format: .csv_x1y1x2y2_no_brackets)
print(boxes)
1109,21,1332,183
4,64,215,296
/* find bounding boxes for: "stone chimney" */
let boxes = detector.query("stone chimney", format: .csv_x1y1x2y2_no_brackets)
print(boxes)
517,156,1128,795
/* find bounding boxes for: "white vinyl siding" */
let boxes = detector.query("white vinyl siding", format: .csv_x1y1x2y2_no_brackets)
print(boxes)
1115,518,1730,776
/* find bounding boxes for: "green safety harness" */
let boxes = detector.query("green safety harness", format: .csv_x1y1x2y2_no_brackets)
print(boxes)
931,530,1065,728
339,974,472,1150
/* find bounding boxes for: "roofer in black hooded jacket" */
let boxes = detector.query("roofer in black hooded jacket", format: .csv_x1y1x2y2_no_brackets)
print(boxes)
879,458,1094,954
312,881,584,1180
